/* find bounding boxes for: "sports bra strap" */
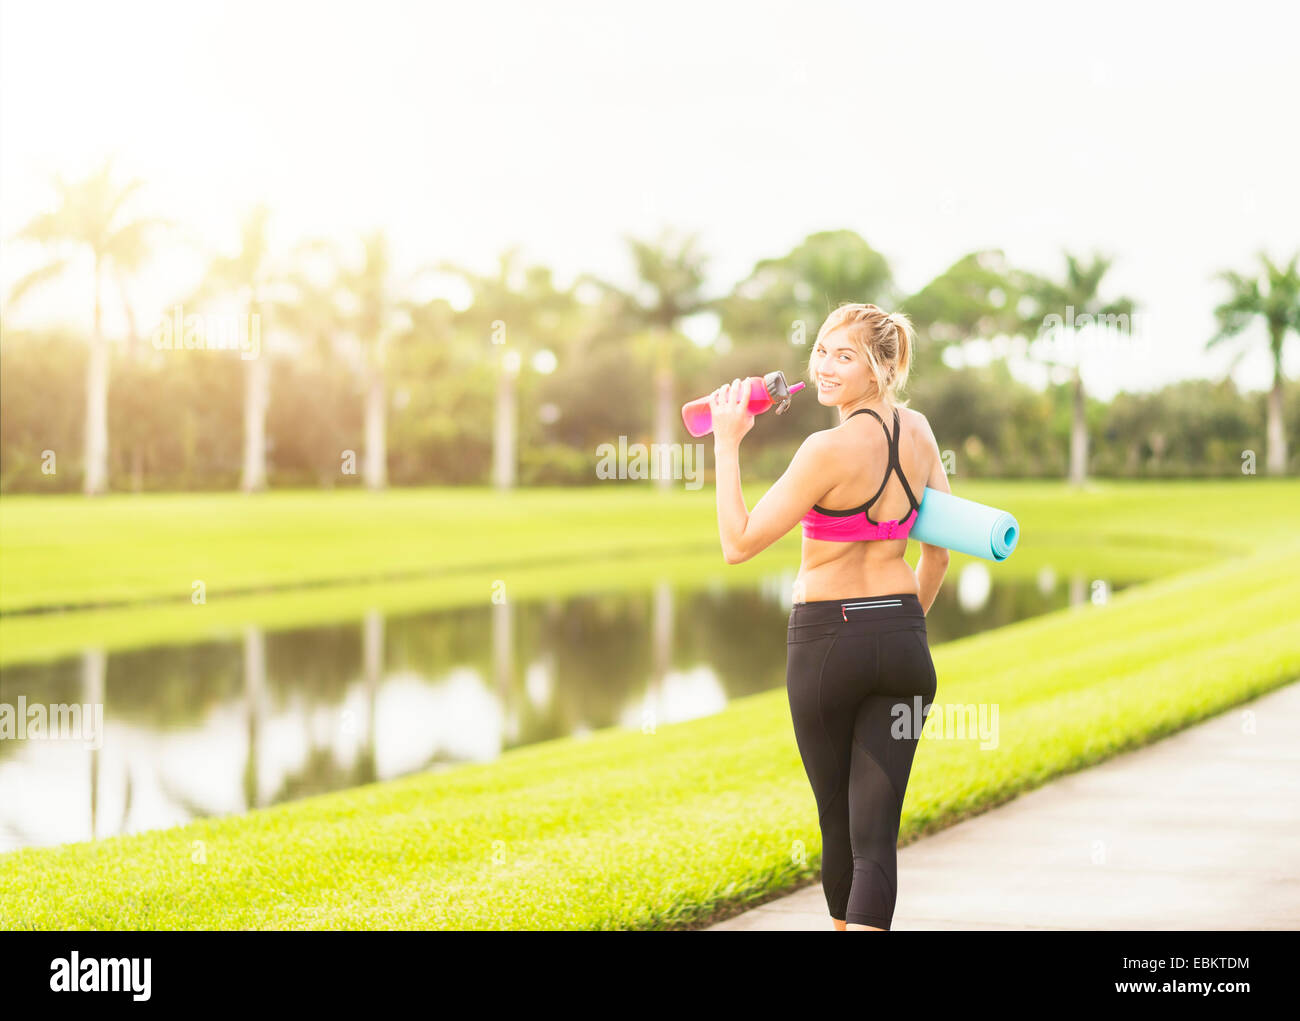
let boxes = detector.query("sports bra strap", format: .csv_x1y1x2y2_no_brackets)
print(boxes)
845,406,921,519
888,408,922,513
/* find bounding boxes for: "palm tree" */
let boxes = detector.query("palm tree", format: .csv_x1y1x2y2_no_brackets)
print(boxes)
439,247,576,490
8,158,163,494
901,249,1029,379
1020,252,1136,487
718,230,896,428
720,229,895,346
276,250,341,366
185,204,286,492
580,228,712,490
286,233,455,490
334,232,411,490
1208,251,1300,475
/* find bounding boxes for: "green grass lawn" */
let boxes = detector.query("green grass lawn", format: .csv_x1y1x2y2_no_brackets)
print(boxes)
0,478,1298,928
2,477,1295,665
1,478,1291,615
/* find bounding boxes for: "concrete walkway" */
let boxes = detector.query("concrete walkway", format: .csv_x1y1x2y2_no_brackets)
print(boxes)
708,680,1300,930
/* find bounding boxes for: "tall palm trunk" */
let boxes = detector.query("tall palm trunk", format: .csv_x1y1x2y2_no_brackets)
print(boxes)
117,266,144,491
492,595,512,700
1265,323,1287,475
1267,366,1286,476
653,329,674,491
364,367,387,490
242,625,265,809
82,647,105,838
84,256,109,495
359,609,382,784
650,579,673,704
493,355,517,491
1069,366,1087,487
240,322,269,492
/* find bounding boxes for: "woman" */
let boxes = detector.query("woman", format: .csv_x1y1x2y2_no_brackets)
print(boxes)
709,301,950,931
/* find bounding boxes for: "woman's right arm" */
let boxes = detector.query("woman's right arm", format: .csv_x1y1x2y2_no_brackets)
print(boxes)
915,414,950,615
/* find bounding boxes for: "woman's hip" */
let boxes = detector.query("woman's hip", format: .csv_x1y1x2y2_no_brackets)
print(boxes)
787,591,927,641
785,592,935,702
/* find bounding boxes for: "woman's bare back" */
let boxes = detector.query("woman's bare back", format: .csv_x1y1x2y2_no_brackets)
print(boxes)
795,405,948,603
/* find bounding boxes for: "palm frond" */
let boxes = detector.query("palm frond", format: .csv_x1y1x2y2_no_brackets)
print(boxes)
12,209,73,246
112,263,140,349
103,216,169,271
1207,269,1261,347
7,257,73,308
102,176,146,232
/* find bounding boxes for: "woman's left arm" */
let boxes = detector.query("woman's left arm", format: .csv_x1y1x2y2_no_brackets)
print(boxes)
711,377,830,564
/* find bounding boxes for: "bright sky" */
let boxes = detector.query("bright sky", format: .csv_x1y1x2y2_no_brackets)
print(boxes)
2,0,1297,400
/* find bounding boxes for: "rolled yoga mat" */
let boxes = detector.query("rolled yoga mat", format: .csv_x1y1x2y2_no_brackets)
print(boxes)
911,487,1019,562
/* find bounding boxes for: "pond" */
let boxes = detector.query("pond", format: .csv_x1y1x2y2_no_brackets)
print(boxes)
0,563,1131,851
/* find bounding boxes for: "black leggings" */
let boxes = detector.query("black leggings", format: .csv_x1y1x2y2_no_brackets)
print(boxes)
785,592,936,929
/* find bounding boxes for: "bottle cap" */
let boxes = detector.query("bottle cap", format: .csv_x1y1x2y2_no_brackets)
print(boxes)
763,370,804,415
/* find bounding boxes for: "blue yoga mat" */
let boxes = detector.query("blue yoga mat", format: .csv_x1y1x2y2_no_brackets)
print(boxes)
911,487,1019,561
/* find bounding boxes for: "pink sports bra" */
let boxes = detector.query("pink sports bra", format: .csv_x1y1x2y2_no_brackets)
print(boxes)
801,405,922,542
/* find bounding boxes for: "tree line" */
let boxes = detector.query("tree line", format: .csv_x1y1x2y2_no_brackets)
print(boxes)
3,159,1298,494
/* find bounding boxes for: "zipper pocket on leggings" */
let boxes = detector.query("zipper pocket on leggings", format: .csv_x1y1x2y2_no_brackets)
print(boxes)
839,598,903,621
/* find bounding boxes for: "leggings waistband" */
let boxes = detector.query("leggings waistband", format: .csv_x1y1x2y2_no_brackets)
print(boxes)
788,592,925,636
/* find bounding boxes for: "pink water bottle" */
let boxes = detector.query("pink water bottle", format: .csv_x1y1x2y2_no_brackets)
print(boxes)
681,370,807,437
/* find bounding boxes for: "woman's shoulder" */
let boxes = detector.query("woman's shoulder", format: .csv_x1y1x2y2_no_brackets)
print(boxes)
791,425,848,475
898,405,934,440
897,406,942,468
802,405,931,452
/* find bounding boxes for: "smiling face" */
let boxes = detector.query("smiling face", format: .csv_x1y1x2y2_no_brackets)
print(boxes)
809,326,871,406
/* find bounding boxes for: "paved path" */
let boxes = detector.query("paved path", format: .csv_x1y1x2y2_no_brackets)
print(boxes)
708,680,1300,930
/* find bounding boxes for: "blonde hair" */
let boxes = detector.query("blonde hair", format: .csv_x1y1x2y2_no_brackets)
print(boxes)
807,302,914,408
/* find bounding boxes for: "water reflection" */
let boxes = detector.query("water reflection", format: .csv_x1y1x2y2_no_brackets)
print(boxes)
0,568,1131,850
957,562,993,612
